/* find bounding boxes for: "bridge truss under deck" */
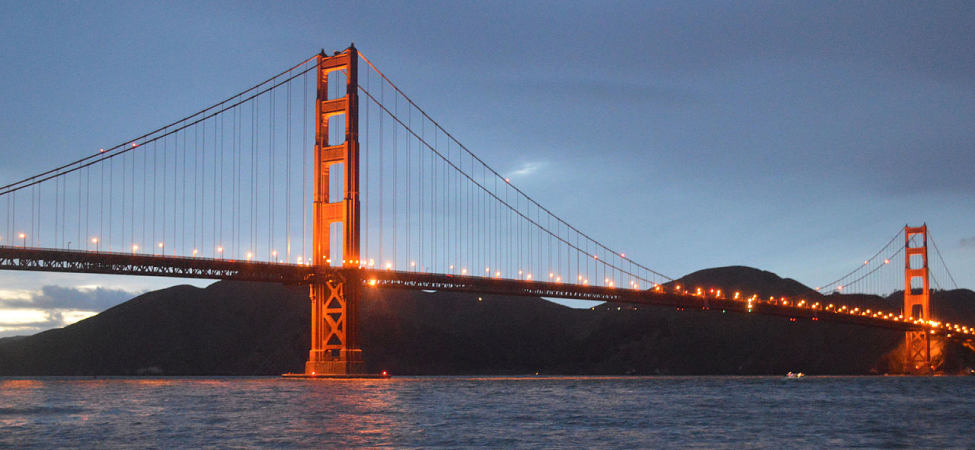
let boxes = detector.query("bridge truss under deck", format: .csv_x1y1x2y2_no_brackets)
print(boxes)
1,245,935,336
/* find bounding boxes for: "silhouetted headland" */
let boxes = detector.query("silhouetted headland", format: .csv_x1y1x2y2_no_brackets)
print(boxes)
2,266,973,376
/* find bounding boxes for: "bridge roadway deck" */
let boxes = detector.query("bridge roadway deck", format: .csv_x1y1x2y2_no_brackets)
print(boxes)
0,245,323,284
0,246,927,333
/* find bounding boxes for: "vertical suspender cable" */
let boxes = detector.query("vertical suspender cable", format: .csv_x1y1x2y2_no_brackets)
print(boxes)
163,129,168,254
183,127,189,253
130,141,135,249
219,104,225,255
121,149,126,250
379,72,384,266
393,88,397,267
286,72,292,263
33,184,39,247
303,67,308,263
232,100,238,257
431,125,436,270
84,167,89,249
182,125,188,254
269,85,275,259
420,118,424,270
200,121,206,253
54,177,59,247
215,109,221,257
363,64,369,265
250,95,254,258
102,162,107,249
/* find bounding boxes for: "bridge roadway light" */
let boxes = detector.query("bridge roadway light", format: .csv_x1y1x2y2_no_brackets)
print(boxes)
91,237,99,252
132,244,139,253
19,233,26,247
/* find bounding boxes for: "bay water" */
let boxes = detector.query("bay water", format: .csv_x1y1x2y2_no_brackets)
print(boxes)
2,376,973,448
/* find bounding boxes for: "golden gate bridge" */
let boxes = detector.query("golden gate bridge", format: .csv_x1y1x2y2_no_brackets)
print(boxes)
0,46,970,376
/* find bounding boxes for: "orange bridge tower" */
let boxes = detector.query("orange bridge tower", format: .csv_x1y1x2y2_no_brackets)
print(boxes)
304,46,365,376
904,224,940,373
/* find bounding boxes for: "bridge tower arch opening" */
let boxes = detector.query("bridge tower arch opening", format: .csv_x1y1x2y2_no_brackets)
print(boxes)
304,45,365,376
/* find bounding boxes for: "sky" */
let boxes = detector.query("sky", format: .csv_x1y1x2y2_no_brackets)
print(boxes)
1,1,973,337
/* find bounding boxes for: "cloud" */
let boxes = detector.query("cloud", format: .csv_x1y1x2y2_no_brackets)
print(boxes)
0,285,138,337
961,237,975,248
0,308,100,338
508,161,546,179
0,285,138,311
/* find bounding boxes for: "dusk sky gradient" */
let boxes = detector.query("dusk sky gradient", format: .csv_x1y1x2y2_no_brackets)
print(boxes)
1,1,973,336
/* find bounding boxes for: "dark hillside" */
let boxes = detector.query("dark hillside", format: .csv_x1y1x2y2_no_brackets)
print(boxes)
670,266,821,300
2,267,973,376
0,282,309,375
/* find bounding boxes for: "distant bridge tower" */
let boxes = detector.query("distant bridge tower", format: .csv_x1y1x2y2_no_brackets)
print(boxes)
904,224,934,373
304,46,365,376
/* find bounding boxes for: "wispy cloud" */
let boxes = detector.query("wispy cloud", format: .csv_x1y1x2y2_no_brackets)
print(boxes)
0,286,139,337
960,237,975,248
508,161,546,179
0,309,99,338
0,285,138,310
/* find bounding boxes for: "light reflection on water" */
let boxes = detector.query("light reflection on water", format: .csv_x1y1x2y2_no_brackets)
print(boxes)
1,376,973,448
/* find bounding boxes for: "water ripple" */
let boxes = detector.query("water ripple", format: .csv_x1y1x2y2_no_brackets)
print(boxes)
0,376,973,449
